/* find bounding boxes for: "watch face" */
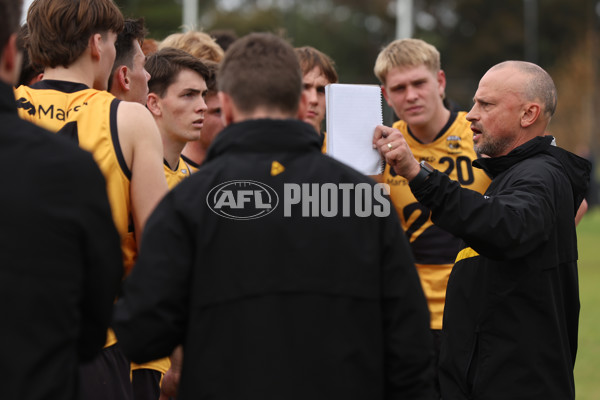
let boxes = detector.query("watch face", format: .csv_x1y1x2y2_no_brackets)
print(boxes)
420,161,435,173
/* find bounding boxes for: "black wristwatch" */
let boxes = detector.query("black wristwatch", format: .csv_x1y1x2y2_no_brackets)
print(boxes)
410,161,435,187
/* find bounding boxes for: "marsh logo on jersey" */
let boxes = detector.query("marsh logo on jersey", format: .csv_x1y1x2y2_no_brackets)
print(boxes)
447,135,462,154
207,180,279,220
16,98,36,115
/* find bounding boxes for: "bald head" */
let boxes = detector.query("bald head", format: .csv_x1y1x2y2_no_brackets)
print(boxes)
488,61,557,120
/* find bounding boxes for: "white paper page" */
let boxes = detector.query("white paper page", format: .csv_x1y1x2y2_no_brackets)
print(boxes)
325,83,383,175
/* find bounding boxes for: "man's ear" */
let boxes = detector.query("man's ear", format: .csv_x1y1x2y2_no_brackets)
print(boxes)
0,33,21,85
381,84,396,110
218,91,235,126
437,69,447,98
521,103,541,128
117,66,130,91
89,33,102,60
146,93,161,117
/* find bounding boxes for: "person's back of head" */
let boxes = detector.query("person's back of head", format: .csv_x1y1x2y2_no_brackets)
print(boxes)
141,38,159,56
146,47,210,98
295,46,338,85
374,38,440,85
0,0,23,85
26,0,123,68
218,32,302,117
159,30,224,63
209,29,238,52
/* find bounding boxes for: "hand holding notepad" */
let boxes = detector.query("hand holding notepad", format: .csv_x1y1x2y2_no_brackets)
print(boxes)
325,83,384,175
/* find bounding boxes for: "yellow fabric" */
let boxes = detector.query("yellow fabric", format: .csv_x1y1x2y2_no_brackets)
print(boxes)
14,84,136,276
164,157,191,189
455,247,480,263
131,358,171,374
382,112,491,329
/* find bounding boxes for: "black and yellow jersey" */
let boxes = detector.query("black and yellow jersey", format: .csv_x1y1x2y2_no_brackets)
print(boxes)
164,158,192,189
180,154,200,174
383,111,491,329
15,80,136,278
15,81,135,347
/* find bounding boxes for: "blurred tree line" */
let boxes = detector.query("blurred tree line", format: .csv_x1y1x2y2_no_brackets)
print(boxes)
116,0,599,163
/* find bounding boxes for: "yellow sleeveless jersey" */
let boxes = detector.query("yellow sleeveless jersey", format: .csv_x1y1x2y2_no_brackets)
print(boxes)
383,112,491,329
15,81,135,347
164,158,192,189
181,154,200,173
130,158,192,375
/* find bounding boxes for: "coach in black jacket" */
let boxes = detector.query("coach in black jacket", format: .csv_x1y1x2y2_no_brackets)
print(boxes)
375,60,591,400
113,33,434,400
0,2,123,399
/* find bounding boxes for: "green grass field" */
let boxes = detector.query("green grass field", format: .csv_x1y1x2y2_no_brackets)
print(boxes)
574,206,600,400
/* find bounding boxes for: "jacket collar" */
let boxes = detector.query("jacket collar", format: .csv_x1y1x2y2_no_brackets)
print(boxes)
0,80,17,114
204,118,322,164
474,135,591,212
473,136,554,178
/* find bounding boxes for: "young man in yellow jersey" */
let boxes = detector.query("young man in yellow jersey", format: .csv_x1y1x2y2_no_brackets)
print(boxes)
146,47,210,187
295,46,338,152
180,61,223,171
157,32,225,171
108,18,151,106
14,0,168,399
373,38,491,398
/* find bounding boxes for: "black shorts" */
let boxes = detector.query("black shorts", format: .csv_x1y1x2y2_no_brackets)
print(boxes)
79,343,133,400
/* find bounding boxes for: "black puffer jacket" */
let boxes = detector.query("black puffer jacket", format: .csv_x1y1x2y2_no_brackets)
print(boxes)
410,136,591,400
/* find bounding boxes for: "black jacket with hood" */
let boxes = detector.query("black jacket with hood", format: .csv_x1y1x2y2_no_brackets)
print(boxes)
114,119,435,400
409,136,591,400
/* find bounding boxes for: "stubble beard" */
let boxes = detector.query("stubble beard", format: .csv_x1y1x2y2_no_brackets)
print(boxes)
474,134,513,158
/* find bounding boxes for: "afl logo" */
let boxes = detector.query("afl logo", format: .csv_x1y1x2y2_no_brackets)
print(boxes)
207,180,279,220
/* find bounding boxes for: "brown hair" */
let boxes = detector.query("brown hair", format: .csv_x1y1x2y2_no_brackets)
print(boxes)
26,0,124,68
0,0,23,51
295,46,338,84
159,31,224,63
16,24,44,86
209,29,237,52
218,32,302,115
146,47,210,98
203,60,219,95
141,38,159,56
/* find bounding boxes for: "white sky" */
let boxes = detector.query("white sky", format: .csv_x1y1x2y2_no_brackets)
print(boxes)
21,0,34,24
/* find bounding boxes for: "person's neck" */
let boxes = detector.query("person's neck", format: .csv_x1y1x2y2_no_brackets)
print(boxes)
42,63,95,88
409,106,451,144
181,140,208,166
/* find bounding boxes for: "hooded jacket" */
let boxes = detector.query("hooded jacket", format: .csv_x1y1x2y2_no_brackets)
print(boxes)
114,119,435,400
409,136,591,400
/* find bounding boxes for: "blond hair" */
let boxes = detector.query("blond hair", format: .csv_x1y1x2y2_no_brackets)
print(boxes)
373,38,441,85
159,30,224,62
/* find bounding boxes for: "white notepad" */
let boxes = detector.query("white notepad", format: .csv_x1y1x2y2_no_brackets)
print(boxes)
325,83,384,175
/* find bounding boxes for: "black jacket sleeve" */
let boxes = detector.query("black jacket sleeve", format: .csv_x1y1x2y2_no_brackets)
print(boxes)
409,165,561,261
112,192,192,363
